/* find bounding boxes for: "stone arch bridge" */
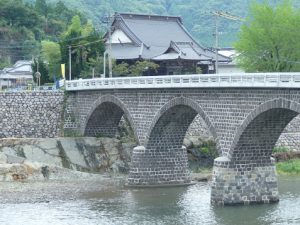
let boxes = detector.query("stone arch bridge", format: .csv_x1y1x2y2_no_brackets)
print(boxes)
65,73,300,205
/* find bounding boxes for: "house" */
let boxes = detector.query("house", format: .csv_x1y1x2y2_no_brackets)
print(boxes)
105,13,230,75
0,60,33,90
218,48,245,74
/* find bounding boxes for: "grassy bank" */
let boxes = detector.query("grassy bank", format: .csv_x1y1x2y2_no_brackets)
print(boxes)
276,159,300,175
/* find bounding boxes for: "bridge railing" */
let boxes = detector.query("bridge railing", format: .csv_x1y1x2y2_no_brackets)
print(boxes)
65,73,300,91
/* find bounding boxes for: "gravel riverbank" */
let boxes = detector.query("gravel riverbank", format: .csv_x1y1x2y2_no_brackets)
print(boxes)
0,172,126,204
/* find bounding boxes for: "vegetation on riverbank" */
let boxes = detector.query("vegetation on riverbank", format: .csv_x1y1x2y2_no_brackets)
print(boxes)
272,146,300,175
276,159,300,175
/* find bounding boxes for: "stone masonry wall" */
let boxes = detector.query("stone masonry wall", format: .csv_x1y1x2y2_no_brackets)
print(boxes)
187,111,300,152
65,89,300,204
0,91,65,138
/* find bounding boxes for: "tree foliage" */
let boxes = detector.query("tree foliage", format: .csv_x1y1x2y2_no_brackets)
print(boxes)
0,0,85,66
111,60,159,76
32,57,50,84
21,0,300,48
41,40,61,80
113,62,130,76
235,1,300,72
130,61,159,76
59,16,105,79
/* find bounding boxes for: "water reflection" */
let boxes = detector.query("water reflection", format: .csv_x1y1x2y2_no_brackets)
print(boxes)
0,176,299,225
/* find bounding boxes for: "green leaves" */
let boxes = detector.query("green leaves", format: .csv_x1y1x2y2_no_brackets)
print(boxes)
235,1,300,72
59,16,105,79
41,40,61,80
130,61,159,76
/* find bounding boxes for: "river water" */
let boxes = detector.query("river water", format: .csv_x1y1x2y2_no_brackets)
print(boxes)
0,175,299,225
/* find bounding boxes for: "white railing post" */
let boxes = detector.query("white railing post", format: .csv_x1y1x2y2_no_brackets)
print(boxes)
65,73,300,91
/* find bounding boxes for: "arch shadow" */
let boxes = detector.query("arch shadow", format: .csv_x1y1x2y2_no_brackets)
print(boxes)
229,98,300,160
145,97,219,151
82,94,139,144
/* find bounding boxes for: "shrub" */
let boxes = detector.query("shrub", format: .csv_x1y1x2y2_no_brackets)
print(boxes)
276,159,300,175
273,147,289,153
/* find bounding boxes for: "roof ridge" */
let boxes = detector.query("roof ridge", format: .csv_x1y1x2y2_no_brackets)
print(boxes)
175,19,207,51
116,12,182,23
112,14,143,46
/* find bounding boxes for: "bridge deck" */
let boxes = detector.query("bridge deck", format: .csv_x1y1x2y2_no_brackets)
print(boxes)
66,73,300,91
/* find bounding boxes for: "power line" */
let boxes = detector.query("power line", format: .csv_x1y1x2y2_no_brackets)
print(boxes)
212,11,244,74
69,39,104,48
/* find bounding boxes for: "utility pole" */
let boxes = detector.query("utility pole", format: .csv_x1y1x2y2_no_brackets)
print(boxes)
68,45,72,80
108,16,113,78
101,13,114,78
211,11,244,74
214,15,219,74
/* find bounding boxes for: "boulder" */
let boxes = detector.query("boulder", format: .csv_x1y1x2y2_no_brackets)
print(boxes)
6,154,25,164
110,160,129,174
0,152,7,164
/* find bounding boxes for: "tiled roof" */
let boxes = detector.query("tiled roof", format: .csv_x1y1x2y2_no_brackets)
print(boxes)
107,13,230,62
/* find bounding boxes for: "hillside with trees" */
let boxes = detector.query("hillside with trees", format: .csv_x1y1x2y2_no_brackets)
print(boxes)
0,0,105,83
2,0,300,82
0,0,86,65
24,0,300,48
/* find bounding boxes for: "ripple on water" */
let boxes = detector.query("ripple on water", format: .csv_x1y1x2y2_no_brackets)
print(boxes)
0,176,299,225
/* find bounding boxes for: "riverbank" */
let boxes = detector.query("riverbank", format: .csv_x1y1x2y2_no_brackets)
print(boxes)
276,159,300,175
1,137,300,184
0,137,136,181
0,173,125,204
273,151,300,175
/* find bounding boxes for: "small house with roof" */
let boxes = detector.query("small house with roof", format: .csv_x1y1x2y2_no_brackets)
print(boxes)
105,13,230,75
0,60,33,90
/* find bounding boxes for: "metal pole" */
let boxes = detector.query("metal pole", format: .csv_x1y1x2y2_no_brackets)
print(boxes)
108,15,113,78
68,46,72,80
103,50,107,78
37,59,40,87
212,11,244,74
215,15,219,74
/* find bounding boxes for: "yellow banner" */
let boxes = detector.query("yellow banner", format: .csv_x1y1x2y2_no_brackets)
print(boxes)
61,64,65,79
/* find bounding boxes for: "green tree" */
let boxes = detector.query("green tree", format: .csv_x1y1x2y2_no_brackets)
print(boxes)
235,1,300,72
60,16,105,79
35,0,48,16
41,40,61,80
130,60,159,76
113,61,130,76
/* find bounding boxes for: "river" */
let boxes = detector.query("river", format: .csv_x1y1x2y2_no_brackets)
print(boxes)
0,175,299,225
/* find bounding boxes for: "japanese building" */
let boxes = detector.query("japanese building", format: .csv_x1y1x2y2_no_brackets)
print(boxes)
105,13,230,75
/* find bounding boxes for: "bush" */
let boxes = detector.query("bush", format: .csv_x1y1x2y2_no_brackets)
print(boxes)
197,139,218,158
273,147,289,153
276,159,300,175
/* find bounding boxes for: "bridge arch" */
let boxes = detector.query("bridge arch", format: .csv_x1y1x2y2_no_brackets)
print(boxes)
211,98,300,205
145,97,218,147
83,95,138,143
129,97,218,186
229,98,300,163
